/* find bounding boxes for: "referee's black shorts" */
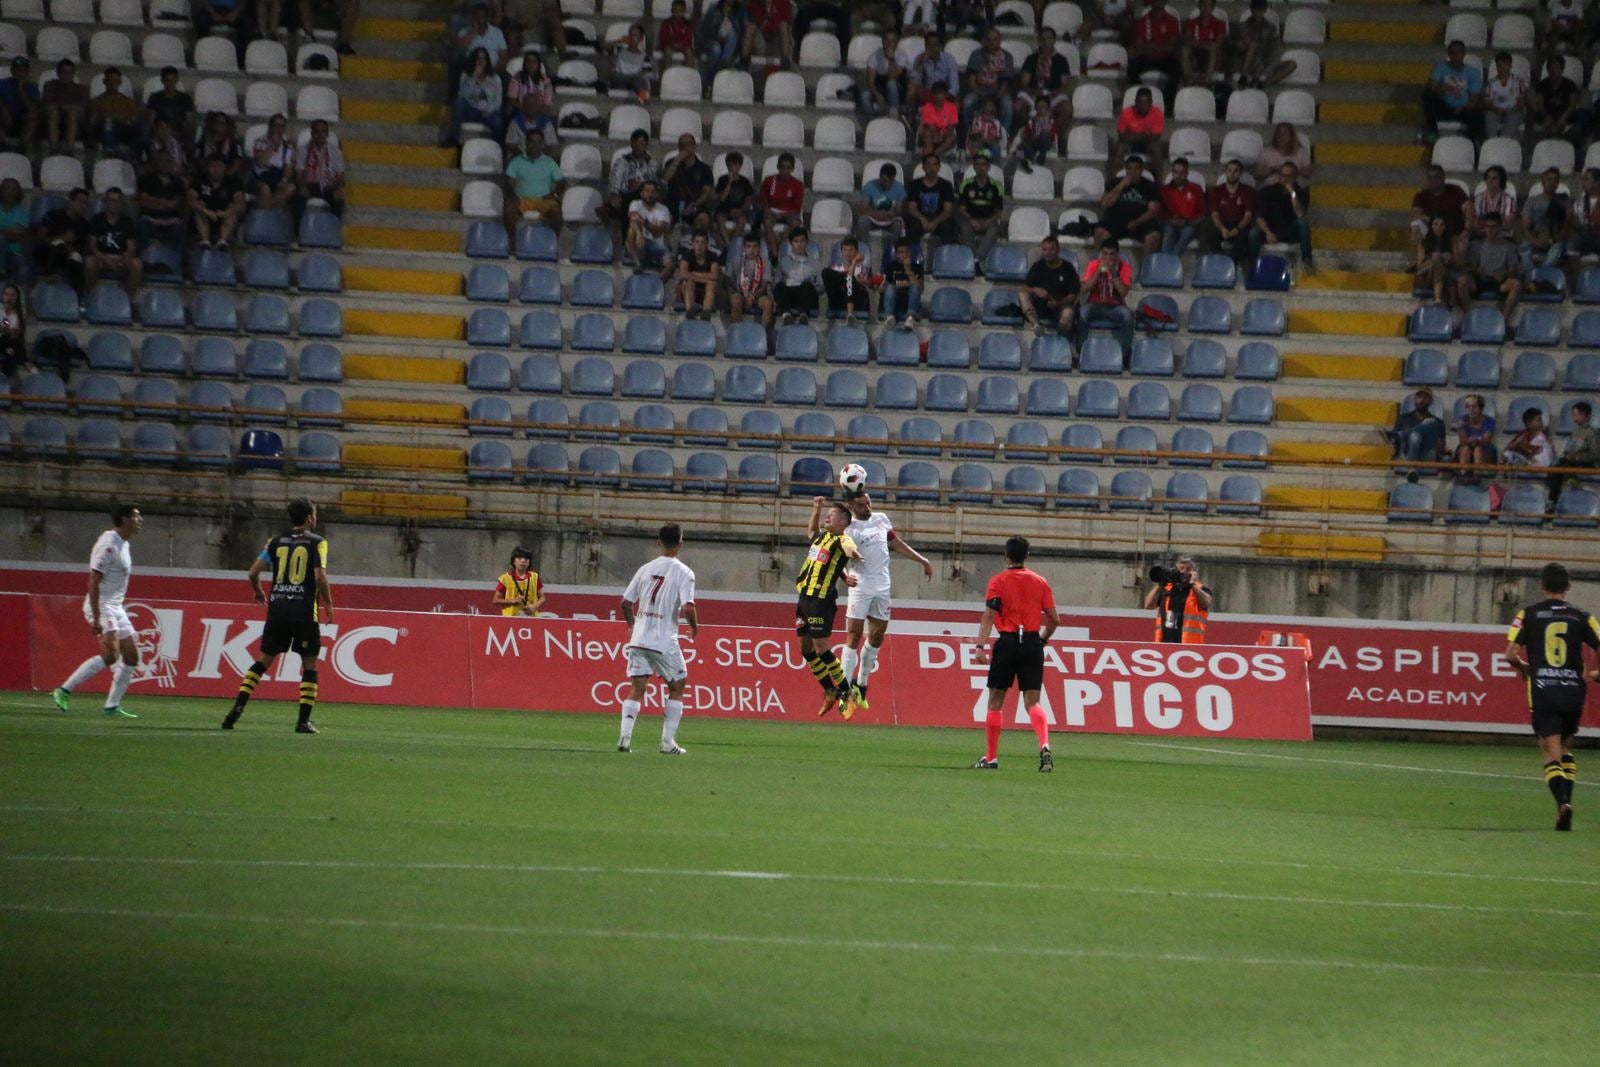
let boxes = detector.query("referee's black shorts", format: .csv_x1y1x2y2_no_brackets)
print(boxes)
794,595,838,639
1531,697,1583,739
987,631,1044,692
261,618,322,658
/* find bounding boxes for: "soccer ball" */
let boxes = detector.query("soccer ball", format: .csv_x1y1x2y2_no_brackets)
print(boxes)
838,463,868,496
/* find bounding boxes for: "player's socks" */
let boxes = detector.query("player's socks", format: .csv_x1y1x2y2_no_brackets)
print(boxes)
841,646,860,689
857,644,878,689
818,649,846,691
296,669,318,727
103,662,134,711
985,710,1003,762
1562,751,1577,784
661,698,684,748
803,650,832,693
619,699,641,747
1027,703,1050,749
231,660,267,716
1545,760,1566,803
61,655,107,694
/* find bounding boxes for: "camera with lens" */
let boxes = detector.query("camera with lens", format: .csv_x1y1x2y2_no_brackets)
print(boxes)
1149,564,1188,587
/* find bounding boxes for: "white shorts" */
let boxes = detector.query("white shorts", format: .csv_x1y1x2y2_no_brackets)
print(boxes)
626,643,687,683
845,587,892,623
84,601,133,639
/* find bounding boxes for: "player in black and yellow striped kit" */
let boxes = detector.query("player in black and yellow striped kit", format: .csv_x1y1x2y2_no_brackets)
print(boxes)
796,497,860,719
1504,563,1600,831
223,497,335,733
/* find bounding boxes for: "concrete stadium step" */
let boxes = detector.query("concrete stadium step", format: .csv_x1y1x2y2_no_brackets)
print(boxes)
1273,441,1394,465
345,98,450,125
1281,353,1405,383
1277,397,1400,426
1317,185,1416,212
344,397,467,423
1318,143,1428,167
1328,21,1441,45
345,264,465,297
348,184,459,211
343,442,467,472
345,351,467,383
1257,530,1388,562
1286,309,1407,337
341,489,469,519
343,55,448,83
345,142,455,168
1298,270,1415,295
1319,101,1420,126
345,225,463,253
345,307,466,340
1324,59,1434,84
1313,227,1411,253
1266,485,1391,514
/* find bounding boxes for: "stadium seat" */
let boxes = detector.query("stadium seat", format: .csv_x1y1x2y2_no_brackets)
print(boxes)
1136,294,1179,332
723,365,768,404
192,292,238,333
1407,304,1454,343
86,333,134,373
525,398,570,439
1565,354,1600,391
774,367,818,405
1460,307,1506,346
73,375,121,416
1076,380,1119,419
984,245,1029,282
874,372,918,410
71,419,121,461
1571,313,1600,350
128,421,180,466
1163,473,1209,513
620,360,667,400
568,357,614,397
1223,430,1268,469
1178,383,1224,423
186,380,234,421
1006,421,1050,460
622,274,665,311
516,223,559,262
468,309,512,347
672,319,717,358
1053,468,1099,509
1128,382,1171,420
825,325,870,365
139,289,186,330
726,321,769,360
997,467,1046,507
1129,339,1175,377
874,329,920,367
191,338,239,378
518,267,562,305
469,396,515,435
1108,470,1154,510
573,401,623,441
1515,308,1561,347
571,270,615,309
776,325,820,362
1239,299,1285,336
297,387,344,427
791,412,836,452
291,344,340,385
931,244,976,280
1574,268,1600,305
298,212,342,250
846,414,890,454
242,208,292,247
242,383,288,425
1170,426,1215,467
525,443,571,486
622,317,667,355
896,417,942,457
927,287,973,324
513,311,558,350
243,294,290,335
1245,255,1291,291
467,264,511,303
925,374,969,412
625,448,677,490
518,354,562,394
1114,425,1159,463
950,420,996,460
1216,475,1263,516
465,220,511,259
949,464,994,505
132,379,179,418
243,340,289,381
1403,348,1450,387
683,452,728,492
733,455,779,496
1505,351,1555,392
1553,489,1600,528
1078,336,1123,375
1139,253,1184,289
193,247,238,287
1444,483,1492,524
297,300,342,339
684,407,730,447
975,376,1020,415
671,363,716,402
926,331,971,370
975,334,1022,373
894,461,941,503
1025,378,1071,417
981,289,1026,327
1181,340,1226,379
571,314,614,352
1061,424,1105,463
18,371,68,412
1228,387,1275,424
32,282,79,322
1522,266,1567,304
825,369,869,408
467,441,516,482
1191,254,1237,291
1234,342,1281,381
1185,295,1232,334
1499,483,1548,526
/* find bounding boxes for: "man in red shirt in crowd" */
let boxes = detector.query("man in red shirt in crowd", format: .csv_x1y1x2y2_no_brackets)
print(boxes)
657,0,695,56
742,0,794,68
1181,0,1228,85
757,151,806,261
1160,156,1205,256
1128,0,1182,100
1202,157,1255,266
970,536,1060,772
1075,237,1135,355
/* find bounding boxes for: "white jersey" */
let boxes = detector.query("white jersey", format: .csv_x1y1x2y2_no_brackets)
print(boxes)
84,529,133,610
845,511,895,595
623,555,696,653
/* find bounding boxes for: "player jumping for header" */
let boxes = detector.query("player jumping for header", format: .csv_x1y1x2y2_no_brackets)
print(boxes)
796,497,861,718
841,490,933,718
617,523,698,755
52,504,144,719
970,536,1060,771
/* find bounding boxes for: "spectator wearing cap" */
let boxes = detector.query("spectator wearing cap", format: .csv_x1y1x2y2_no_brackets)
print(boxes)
1419,39,1483,142
0,57,39,151
42,58,89,154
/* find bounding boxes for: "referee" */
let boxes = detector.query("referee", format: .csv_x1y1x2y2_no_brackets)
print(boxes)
969,536,1059,772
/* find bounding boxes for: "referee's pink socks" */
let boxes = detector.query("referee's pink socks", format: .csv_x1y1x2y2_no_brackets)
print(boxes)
984,710,1003,760
1027,704,1050,748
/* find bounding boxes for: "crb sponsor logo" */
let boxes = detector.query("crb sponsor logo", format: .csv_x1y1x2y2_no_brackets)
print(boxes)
189,617,402,687
122,602,184,690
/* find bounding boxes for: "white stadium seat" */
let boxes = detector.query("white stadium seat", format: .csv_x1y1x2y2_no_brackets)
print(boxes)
246,40,291,77
1218,129,1264,166
797,32,841,69
88,31,135,66
658,107,702,144
1431,134,1475,172
1062,166,1106,202
1072,82,1114,121
1281,9,1326,43
863,117,906,153
761,113,805,148
1011,165,1057,201
93,158,137,195
0,0,43,18
559,143,601,181
295,42,340,77
1168,127,1212,165
1476,136,1521,175
557,101,600,137
1271,90,1317,126
141,33,189,69
814,73,855,110
1008,206,1051,243
1065,124,1109,163
711,69,754,104
1528,138,1574,175
39,154,85,191
561,185,602,225
244,81,290,119
0,23,23,62
813,115,857,152
100,0,146,25
555,59,599,95
34,27,81,63
810,198,852,238
0,150,32,189
461,180,504,219
1172,86,1216,122
460,138,503,175
1280,49,1321,84
52,0,93,22
1444,13,1486,45
1041,1,1083,37
195,36,241,73
194,78,239,116
763,71,806,108
1490,14,1533,48
607,103,651,141
810,156,854,195
1225,88,1269,124
659,66,701,102
846,33,877,70
709,111,753,147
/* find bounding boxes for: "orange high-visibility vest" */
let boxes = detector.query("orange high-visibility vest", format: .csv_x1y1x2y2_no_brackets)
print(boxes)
1154,584,1208,643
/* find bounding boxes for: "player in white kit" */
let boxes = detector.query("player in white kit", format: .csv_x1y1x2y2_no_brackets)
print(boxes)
51,504,144,719
842,492,932,717
617,523,699,754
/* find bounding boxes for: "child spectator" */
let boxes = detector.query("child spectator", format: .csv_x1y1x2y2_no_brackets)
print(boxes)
605,23,656,101
1480,51,1526,139
820,236,877,323
881,238,923,327
713,151,755,249
774,225,821,324
965,96,1004,162
729,233,775,328
1181,0,1227,86
675,229,722,319
756,152,806,262
1008,69,1056,173
657,0,696,59
1505,407,1555,469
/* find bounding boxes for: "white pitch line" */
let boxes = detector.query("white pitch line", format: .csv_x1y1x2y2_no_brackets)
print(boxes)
4,901,1595,982
5,854,1595,921
1132,740,1544,783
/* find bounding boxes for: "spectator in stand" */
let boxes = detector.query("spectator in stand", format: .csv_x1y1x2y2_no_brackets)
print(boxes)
742,0,794,70
917,82,959,159
1528,56,1580,143
1019,235,1080,336
1455,213,1522,318
713,150,755,250
1542,0,1585,53
603,128,658,232
136,149,188,250
604,23,656,101
85,188,141,296
1249,161,1313,270
1180,0,1227,86
1420,39,1482,142
294,0,363,57
1409,164,1469,262
505,52,554,119
1228,0,1296,89
1200,157,1254,266
1520,167,1571,274
859,28,908,120
1159,157,1204,256
250,113,298,211
504,93,558,153
698,0,746,83
0,178,28,283
0,283,25,379
1075,238,1135,355
195,110,247,180
908,31,961,116
1112,85,1164,174
502,0,567,59
296,119,346,219
956,154,1004,267
193,0,253,68
449,47,504,147
1452,393,1497,482
257,0,286,40
1095,154,1162,256
657,0,697,61
625,178,673,272
1414,216,1457,307
856,161,905,248
33,186,89,291
43,59,89,155
1256,122,1312,187
903,153,959,259
662,134,715,225
1568,168,1600,260
453,4,510,80
190,153,246,249
0,57,40,152
1468,164,1518,243
145,67,195,143
1385,389,1446,469
669,208,721,269
774,225,821,324
1128,0,1182,100
820,236,877,324
756,151,806,263
144,118,184,176
729,233,775,328
881,237,923,327
1008,69,1056,173
88,69,141,160
1078,0,1134,44
1021,28,1074,155
965,95,1005,162
1479,51,1526,140
1505,407,1555,471
676,229,722,320
1553,401,1598,500
964,29,1015,133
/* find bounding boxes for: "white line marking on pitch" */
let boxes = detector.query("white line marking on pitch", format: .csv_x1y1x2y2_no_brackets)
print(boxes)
3,901,1594,982
1132,741,1541,783
4,854,1593,921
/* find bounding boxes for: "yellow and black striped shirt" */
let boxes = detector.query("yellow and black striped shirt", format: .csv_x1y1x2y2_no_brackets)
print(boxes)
796,531,854,599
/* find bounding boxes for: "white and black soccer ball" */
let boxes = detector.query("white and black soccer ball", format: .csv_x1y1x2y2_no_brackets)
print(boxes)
838,462,868,496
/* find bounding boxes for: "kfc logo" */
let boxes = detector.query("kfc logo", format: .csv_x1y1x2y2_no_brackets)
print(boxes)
191,616,401,688
123,602,183,689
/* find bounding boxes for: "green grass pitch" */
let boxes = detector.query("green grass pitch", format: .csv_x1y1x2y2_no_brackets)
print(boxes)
2,689,1597,1065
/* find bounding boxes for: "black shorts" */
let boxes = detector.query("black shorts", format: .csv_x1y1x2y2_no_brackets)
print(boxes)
1530,698,1583,739
794,596,838,639
987,632,1044,692
261,618,322,658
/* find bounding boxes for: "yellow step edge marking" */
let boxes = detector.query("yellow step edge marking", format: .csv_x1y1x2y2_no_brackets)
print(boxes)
354,17,441,42
1258,530,1387,562
1287,309,1408,336
1328,22,1440,45
1319,101,1419,125
343,98,450,125
344,398,467,422
345,265,463,297
1272,441,1393,464
1325,60,1433,83
348,184,458,211
341,490,469,520
1277,396,1400,425
341,56,447,82
1315,185,1416,210
344,307,465,340
1298,269,1415,294
345,141,455,168
344,353,466,384
1306,228,1411,252
343,443,466,472
1281,353,1405,382
1266,486,1391,512
345,225,460,253
1318,142,1428,167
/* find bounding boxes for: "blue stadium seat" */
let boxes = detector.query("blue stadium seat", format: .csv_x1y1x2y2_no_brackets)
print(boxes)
1572,267,1600,304
825,324,870,364
518,354,562,393
825,369,869,408
526,398,570,438
296,254,343,293
1571,312,1600,349
1455,349,1500,389
1227,386,1274,423
1163,472,1209,513
1554,488,1600,527
925,373,969,412
1245,255,1290,291
897,416,943,456
1223,429,1268,468
978,333,1022,371
723,364,768,403
1127,381,1171,420
1406,304,1453,343
243,208,293,247
1170,426,1215,466
1500,483,1549,526
628,449,675,490
467,351,513,392
1565,354,1600,391
1025,378,1070,417
468,396,515,435
930,243,976,279
518,266,562,304
73,375,120,414
725,321,769,360
734,454,779,495
1129,338,1175,377
526,443,571,485
519,310,562,349
980,288,1025,326
570,357,615,396
132,378,178,417
465,219,510,258
139,289,186,329
86,332,133,372
846,414,890,453
622,273,665,310
1460,307,1506,345
571,313,615,351
1078,335,1123,374
1192,254,1237,290
792,412,836,451
468,308,512,347
297,299,342,338
1510,351,1556,391
1522,266,1567,303
192,338,238,377
576,446,622,487
673,319,717,357
244,294,290,334
876,328,921,365
1108,470,1154,510
243,340,289,380
1185,295,1232,334
1216,475,1263,515
1230,341,1278,381
568,227,613,264
468,440,516,481
185,424,233,466
243,249,289,289
895,461,941,503
186,380,234,421
1515,308,1561,346
685,406,730,446
1006,421,1050,459
1076,379,1119,418
142,240,183,283
516,222,559,261
466,264,511,302
775,324,820,362
952,418,997,458
875,371,918,410
192,292,238,333
621,359,667,398
242,383,288,425
1056,468,1101,509
950,464,994,504
775,367,818,405
574,401,622,440
296,343,341,383
297,387,344,426
298,211,342,250
1113,425,1159,463
32,281,79,322
1444,483,1491,523
671,362,716,401
1136,294,1179,331
1140,252,1184,289
195,248,240,286
983,245,1028,282
975,376,1019,414
1002,466,1047,506
1178,383,1223,422
1403,348,1449,387
73,419,121,461
622,316,667,354
1061,423,1104,461
131,422,179,465
1181,339,1226,379
571,269,615,308
927,330,971,368
789,456,835,495
683,452,728,492
927,287,973,323
1239,298,1284,336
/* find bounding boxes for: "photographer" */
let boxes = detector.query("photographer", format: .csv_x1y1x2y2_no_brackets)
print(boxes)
1143,557,1212,643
